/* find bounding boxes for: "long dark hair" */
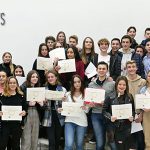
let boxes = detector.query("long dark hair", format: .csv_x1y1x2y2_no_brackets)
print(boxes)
81,37,95,64
38,43,49,58
115,76,131,98
66,46,81,61
70,75,84,102
25,70,40,87
14,65,25,77
56,31,68,49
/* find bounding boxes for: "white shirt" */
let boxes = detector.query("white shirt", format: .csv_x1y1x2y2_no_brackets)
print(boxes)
65,92,88,127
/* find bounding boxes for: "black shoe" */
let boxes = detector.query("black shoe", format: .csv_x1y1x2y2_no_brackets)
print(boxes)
89,138,96,144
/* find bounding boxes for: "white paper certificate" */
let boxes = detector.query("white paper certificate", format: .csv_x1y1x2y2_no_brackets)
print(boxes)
27,87,45,102
49,48,66,61
2,106,22,121
45,90,65,100
84,88,105,103
135,94,150,109
16,76,26,86
58,59,76,73
112,104,132,120
85,62,97,79
37,57,53,70
61,102,82,117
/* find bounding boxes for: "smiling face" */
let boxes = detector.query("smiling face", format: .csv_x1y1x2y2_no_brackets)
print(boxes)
15,68,23,77
3,53,12,64
30,73,39,86
99,42,109,53
0,71,7,85
69,38,77,47
126,63,137,75
127,28,136,39
8,78,17,92
117,80,126,95
97,64,108,78
111,40,121,52
47,72,57,85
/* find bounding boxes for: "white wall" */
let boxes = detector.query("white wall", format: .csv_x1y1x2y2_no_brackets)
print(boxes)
0,0,150,75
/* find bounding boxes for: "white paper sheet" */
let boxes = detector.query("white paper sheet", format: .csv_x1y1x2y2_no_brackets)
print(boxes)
84,88,105,103
135,94,150,109
37,57,53,70
49,48,66,61
58,59,76,73
85,62,97,79
16,76,26,86
2,106,22,121
61,102,82,117
112,104,132,119
27,87,45,102
45,90,65,100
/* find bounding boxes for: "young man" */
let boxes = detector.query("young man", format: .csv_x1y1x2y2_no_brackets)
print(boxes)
88,61,115,150
68,35,82,54
108,38,121,81
141,28,150,46
119,35,145,78
127,26,138,49
45,36,55,51
126,60,146,150
143,38,150,76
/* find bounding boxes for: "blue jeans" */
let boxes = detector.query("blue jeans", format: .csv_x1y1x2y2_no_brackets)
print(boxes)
91,113,106,150
64,122,86,150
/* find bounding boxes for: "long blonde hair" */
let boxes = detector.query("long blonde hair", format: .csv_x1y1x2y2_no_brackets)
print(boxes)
3,76,23,96
2,52,15,75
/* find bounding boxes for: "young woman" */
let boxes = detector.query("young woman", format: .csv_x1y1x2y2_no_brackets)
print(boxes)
0,52,16,77
14,65,25,77
103,76,136,150
42,70,66,150
81,37,98,87
21,70,43,150
139,70,150,149
0,71,7,93
0,76,26,150
32,43,50,86
56,31,68,49
64,75,88,150
56,46,84,91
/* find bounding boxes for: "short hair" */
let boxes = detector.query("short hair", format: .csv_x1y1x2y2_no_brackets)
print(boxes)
121,35,132,43
126,60,137,67
135,45,146,54
97,38,110,47
97,61,108,70
45,36,55,44
145,28,150,34
111,38,121,44
69,35,78,44
127,26,136,33
145,38,150,45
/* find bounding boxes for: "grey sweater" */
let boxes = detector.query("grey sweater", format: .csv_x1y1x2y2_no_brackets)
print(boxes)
88,78,115,113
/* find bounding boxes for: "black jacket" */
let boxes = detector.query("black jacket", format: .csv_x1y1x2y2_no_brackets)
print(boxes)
108,51,122,81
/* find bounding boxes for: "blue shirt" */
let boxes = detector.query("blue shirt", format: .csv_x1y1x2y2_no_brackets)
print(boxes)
143,54,150,76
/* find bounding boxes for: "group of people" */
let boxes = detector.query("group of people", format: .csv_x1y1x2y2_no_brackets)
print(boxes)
0,26,150,150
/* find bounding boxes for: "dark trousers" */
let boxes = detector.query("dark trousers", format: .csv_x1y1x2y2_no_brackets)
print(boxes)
0,122,22,150
47,110,63,150
133,131,145,150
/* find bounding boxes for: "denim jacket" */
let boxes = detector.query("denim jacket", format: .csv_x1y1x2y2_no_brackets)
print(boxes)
42,85,66,127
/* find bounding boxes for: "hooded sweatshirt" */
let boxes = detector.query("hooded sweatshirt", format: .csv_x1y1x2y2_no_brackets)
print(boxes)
126,74,146,100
